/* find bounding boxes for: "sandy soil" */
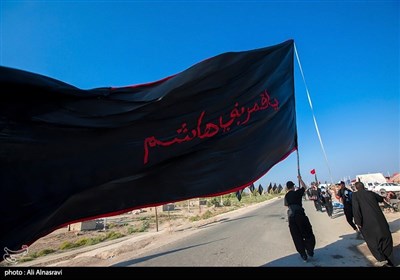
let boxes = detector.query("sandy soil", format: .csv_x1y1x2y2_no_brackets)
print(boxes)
8,198,268,267
5,195,400,267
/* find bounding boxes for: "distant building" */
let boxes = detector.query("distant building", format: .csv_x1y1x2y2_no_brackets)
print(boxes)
388,172,400,183
69,220,97,231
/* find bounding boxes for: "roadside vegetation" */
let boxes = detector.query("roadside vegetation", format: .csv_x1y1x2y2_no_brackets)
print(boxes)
16,190,283,264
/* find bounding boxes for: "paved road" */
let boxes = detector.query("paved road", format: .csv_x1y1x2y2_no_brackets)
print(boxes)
113,198,371,267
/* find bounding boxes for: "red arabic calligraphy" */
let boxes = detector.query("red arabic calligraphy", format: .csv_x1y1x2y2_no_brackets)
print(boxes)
143,90,279,164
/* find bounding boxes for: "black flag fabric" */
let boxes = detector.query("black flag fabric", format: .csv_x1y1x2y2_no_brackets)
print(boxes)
258,184,264,195
0,39,297,251
249,183,256,193
236,189,244,202
267,183,273,193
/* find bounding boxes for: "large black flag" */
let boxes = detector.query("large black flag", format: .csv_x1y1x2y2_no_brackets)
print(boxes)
0,40,297,251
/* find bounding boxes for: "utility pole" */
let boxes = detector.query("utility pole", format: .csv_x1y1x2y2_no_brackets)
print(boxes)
198,197,201,214
155,206,159,232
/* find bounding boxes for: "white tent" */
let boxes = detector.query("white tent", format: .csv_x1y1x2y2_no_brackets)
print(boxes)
356,173,387,190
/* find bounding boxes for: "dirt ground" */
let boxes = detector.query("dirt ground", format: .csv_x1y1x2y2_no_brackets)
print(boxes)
3,193,399,267
5,197,261,266
21,197,284,267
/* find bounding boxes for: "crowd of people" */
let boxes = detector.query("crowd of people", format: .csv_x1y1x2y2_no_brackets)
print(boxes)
284,177,396,267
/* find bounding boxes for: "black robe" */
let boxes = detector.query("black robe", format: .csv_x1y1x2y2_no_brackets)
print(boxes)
352,189,393,262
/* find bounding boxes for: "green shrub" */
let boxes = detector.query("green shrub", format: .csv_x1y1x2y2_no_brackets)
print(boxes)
223,198,231,206
86,236,104,245
209,197,220,207
140,220,150,232
59,241,75,250
201,210,213,220
19,256,36,262
75,238,89,247
189,215,201,222
107,223,116,229
128,226,139,234
105,231,124,240
37,249,56,257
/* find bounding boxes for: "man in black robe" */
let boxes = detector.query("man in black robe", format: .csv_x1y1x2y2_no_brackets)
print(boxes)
352,181,394,267
284,176,316,261
336,181,360,236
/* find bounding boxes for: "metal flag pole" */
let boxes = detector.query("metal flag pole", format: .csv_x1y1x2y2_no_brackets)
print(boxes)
155,206,159,232
294,42,333,184
296,149,301,188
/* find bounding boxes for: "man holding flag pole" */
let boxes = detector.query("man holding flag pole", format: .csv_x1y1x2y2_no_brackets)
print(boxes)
284,174,316,262
284,151,316,262
309,169,322,211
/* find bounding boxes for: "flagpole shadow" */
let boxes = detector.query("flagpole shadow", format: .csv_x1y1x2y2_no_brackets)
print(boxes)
261,217,400,267
112,238,227,267
260,232,370,267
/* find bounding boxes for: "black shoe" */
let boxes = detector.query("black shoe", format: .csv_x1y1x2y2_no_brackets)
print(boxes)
301,254,308,261
307,250,314,257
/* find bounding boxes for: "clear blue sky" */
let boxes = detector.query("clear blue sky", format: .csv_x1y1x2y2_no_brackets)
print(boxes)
1,0,399,188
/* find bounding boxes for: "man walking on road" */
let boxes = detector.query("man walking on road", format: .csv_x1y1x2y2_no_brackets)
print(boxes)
352,181,394,267
284,176,316,262
335,181,361,238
